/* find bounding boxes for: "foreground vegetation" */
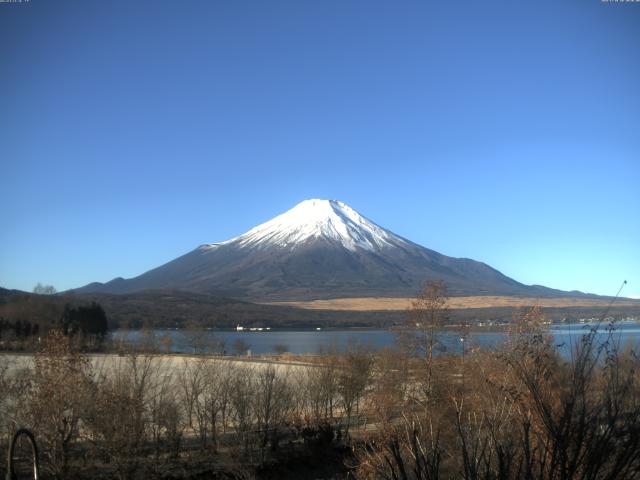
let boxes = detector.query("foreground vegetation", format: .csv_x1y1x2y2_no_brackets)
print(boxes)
0,283,638,479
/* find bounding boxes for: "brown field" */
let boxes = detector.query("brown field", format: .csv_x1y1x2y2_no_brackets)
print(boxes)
264,296,640,311
0,353,312,378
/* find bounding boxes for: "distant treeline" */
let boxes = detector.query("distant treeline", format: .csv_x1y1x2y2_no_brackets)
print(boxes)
58,302,108,337
0,289,108,348
0,317,40,339
1,287,639,334
58,290,400,329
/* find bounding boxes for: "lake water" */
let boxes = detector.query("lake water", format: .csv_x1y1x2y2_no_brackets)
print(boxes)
111,322,640,357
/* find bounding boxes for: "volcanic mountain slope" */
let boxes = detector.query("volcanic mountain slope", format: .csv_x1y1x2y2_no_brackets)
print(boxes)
77,199,581,300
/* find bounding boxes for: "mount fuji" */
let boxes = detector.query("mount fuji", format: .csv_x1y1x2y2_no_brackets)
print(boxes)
77,199,573,300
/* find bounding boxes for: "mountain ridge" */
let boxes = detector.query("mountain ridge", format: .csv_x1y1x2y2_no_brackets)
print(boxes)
75,199,601,300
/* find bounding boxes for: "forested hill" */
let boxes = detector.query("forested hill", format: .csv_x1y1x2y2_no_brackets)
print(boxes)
0,288,108,340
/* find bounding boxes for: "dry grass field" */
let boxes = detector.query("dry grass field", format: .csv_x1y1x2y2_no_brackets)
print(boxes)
0,353,313,379
264,295,640,311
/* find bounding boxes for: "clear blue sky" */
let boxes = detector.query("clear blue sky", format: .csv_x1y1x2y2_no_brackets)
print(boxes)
1,0,638,297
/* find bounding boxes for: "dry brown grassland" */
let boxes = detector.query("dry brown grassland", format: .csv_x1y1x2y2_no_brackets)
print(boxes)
265,295,640,311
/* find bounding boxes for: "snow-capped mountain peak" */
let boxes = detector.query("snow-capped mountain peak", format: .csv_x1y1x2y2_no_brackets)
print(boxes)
77,199,563,300
208,199,409,252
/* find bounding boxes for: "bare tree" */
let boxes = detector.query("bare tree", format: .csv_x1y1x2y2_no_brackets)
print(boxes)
32,283,57,295
273,343,289,356
337,342,373,437
28,330,92,479
158,332,174,353
446,308,640,480
232,338,250,356
183,322,208,354
138,328,160,353
84,354,158,480
145,358,183,461
229,366,255,457
253,364,293,459
368,348,411,426
178,359,207,447
202,360,235,452
355,412,443,480
303,360,338,425
398,280,448,402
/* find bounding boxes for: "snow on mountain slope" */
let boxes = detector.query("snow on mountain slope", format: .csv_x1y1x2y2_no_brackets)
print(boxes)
75,198,583,300
201,199,410,252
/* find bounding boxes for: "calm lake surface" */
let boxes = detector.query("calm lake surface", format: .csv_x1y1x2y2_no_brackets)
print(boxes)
111,322,640,357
